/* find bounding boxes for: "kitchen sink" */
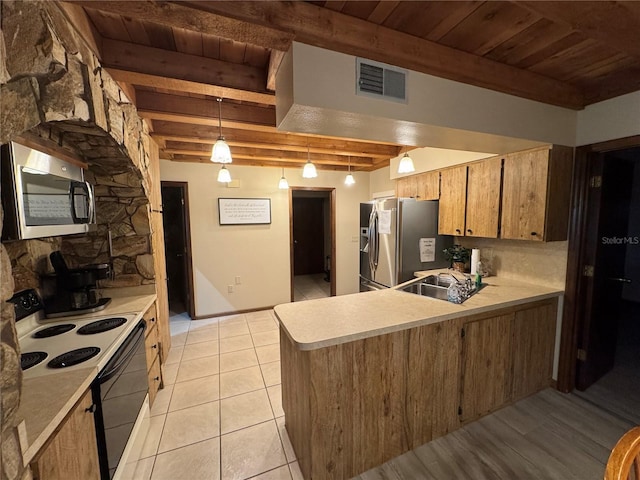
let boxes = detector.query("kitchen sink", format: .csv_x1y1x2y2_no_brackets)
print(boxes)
399,274,485,303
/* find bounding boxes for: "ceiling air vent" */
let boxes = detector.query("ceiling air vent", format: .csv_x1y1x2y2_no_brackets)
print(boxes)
356,58,407,103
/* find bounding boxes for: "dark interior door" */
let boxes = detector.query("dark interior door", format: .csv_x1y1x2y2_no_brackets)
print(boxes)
577,151,637,389
293,197,325,276
161,185,189,314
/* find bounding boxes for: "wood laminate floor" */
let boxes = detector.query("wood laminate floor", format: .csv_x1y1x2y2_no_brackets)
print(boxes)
357,388,635,480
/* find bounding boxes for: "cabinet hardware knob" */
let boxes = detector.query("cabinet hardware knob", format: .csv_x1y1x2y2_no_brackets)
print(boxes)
151,317,156,323
152,344,158,349
467,229,472,234
85,404,96,413
455,229,461,234
531,232,537,236
153,376,160,382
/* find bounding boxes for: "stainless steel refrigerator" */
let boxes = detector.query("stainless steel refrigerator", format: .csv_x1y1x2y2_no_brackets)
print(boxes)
360,198,453,291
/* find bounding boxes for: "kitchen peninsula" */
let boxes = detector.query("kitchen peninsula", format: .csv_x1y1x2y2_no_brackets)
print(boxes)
274,272,562,479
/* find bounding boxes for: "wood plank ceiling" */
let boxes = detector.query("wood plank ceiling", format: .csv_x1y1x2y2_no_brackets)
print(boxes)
63,1,640,172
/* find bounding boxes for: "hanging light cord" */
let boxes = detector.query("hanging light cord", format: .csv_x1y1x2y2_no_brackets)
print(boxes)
217,98,223,137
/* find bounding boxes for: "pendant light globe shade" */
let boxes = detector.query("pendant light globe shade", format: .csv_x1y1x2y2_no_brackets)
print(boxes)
302,160,317,178
211,137,232,163
344,173,355,185
278,168,289,189
397,153,415,174
217,165,231,183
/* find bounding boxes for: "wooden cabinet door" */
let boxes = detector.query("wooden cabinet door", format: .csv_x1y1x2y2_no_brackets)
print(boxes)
459,314,513,422
32,389,100,480
511,302,557,400
465,157,501,238
396,176,418,198
416,171,439,201
438,166,467,235
501,149,549,241
148,357,162,407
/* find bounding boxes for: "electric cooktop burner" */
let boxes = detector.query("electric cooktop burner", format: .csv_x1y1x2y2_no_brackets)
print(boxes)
32,324,75,338
21,351,48,370
77,317,127,335
47,347,101,369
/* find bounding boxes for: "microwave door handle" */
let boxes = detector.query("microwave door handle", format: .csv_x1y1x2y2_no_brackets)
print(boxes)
70,182,80,223
70,181,93,223
86,181,95,223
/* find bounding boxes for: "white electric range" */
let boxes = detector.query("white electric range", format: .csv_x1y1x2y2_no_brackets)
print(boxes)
12,289,151,480
14,289,142,380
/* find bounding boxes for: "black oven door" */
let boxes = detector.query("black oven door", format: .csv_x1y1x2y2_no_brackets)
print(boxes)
92,320,147,479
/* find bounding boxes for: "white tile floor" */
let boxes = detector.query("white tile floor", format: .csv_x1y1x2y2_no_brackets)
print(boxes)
293,274,330,301
135,310,303,480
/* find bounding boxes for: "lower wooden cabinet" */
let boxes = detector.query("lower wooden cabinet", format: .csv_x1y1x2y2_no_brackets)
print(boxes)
459,313,513,422
458,300,557,422
31,389,100,480
511,302,557,400
144,303,162,406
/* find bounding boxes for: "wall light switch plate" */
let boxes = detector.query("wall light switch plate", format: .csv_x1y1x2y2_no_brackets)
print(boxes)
235,276,241,285
227,285,234,293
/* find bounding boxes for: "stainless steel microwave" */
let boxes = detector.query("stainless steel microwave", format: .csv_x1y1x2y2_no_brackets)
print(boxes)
1,141,96,241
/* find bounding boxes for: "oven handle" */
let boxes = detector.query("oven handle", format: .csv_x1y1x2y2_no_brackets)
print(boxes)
97,320,146,383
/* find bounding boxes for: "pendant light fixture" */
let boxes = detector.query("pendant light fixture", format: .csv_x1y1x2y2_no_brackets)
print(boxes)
302,145,317,178
217,165,231,183
278,167,289,189
210,98,232,164
397,151,415,174
344,156,355,186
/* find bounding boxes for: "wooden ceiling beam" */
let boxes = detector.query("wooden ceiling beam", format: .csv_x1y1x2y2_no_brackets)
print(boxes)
518,1,640,60
140,111,277,133
155,134,398,159
267,50,286,91
169,156,356,171
190,1,585,109
151,121,401,158
135,90,276,126
72,1,294,51
107,69,276,105
162,145,374,167
102,39,267,93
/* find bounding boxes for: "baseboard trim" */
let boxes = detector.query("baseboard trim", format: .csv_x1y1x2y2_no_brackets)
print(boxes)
192,305,277,320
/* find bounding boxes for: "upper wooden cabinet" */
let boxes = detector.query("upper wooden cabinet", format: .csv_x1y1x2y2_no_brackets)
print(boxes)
396,171,439,201
438,166,467,236
465,157,502,238
501,145,573,241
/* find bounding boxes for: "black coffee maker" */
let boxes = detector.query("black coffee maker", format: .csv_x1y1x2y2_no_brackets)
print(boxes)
41,251,112,318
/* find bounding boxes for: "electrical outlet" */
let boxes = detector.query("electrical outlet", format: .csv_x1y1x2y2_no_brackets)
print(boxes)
235,276,241,285
227,285,234,293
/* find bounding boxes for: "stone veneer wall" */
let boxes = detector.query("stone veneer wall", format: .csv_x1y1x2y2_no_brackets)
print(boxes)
1,2,159,478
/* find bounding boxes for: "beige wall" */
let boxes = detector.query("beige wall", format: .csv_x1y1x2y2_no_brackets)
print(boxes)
368,166,395,198
160,161,371,317
576,91,640,146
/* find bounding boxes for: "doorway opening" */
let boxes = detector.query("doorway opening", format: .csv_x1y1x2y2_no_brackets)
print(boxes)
290,188,336,302
161,181,195,319
559,138,640,424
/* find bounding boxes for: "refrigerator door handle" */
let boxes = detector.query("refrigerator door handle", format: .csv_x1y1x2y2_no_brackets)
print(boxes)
368,208,378,277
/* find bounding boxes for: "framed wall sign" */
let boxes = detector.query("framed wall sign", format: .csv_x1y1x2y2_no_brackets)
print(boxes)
218,198,271,225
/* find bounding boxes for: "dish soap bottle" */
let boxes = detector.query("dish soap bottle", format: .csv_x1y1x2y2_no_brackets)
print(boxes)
475,261,483,288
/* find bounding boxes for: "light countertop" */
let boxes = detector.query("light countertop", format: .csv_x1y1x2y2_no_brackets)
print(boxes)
274,271,562,351
17,293,156,465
